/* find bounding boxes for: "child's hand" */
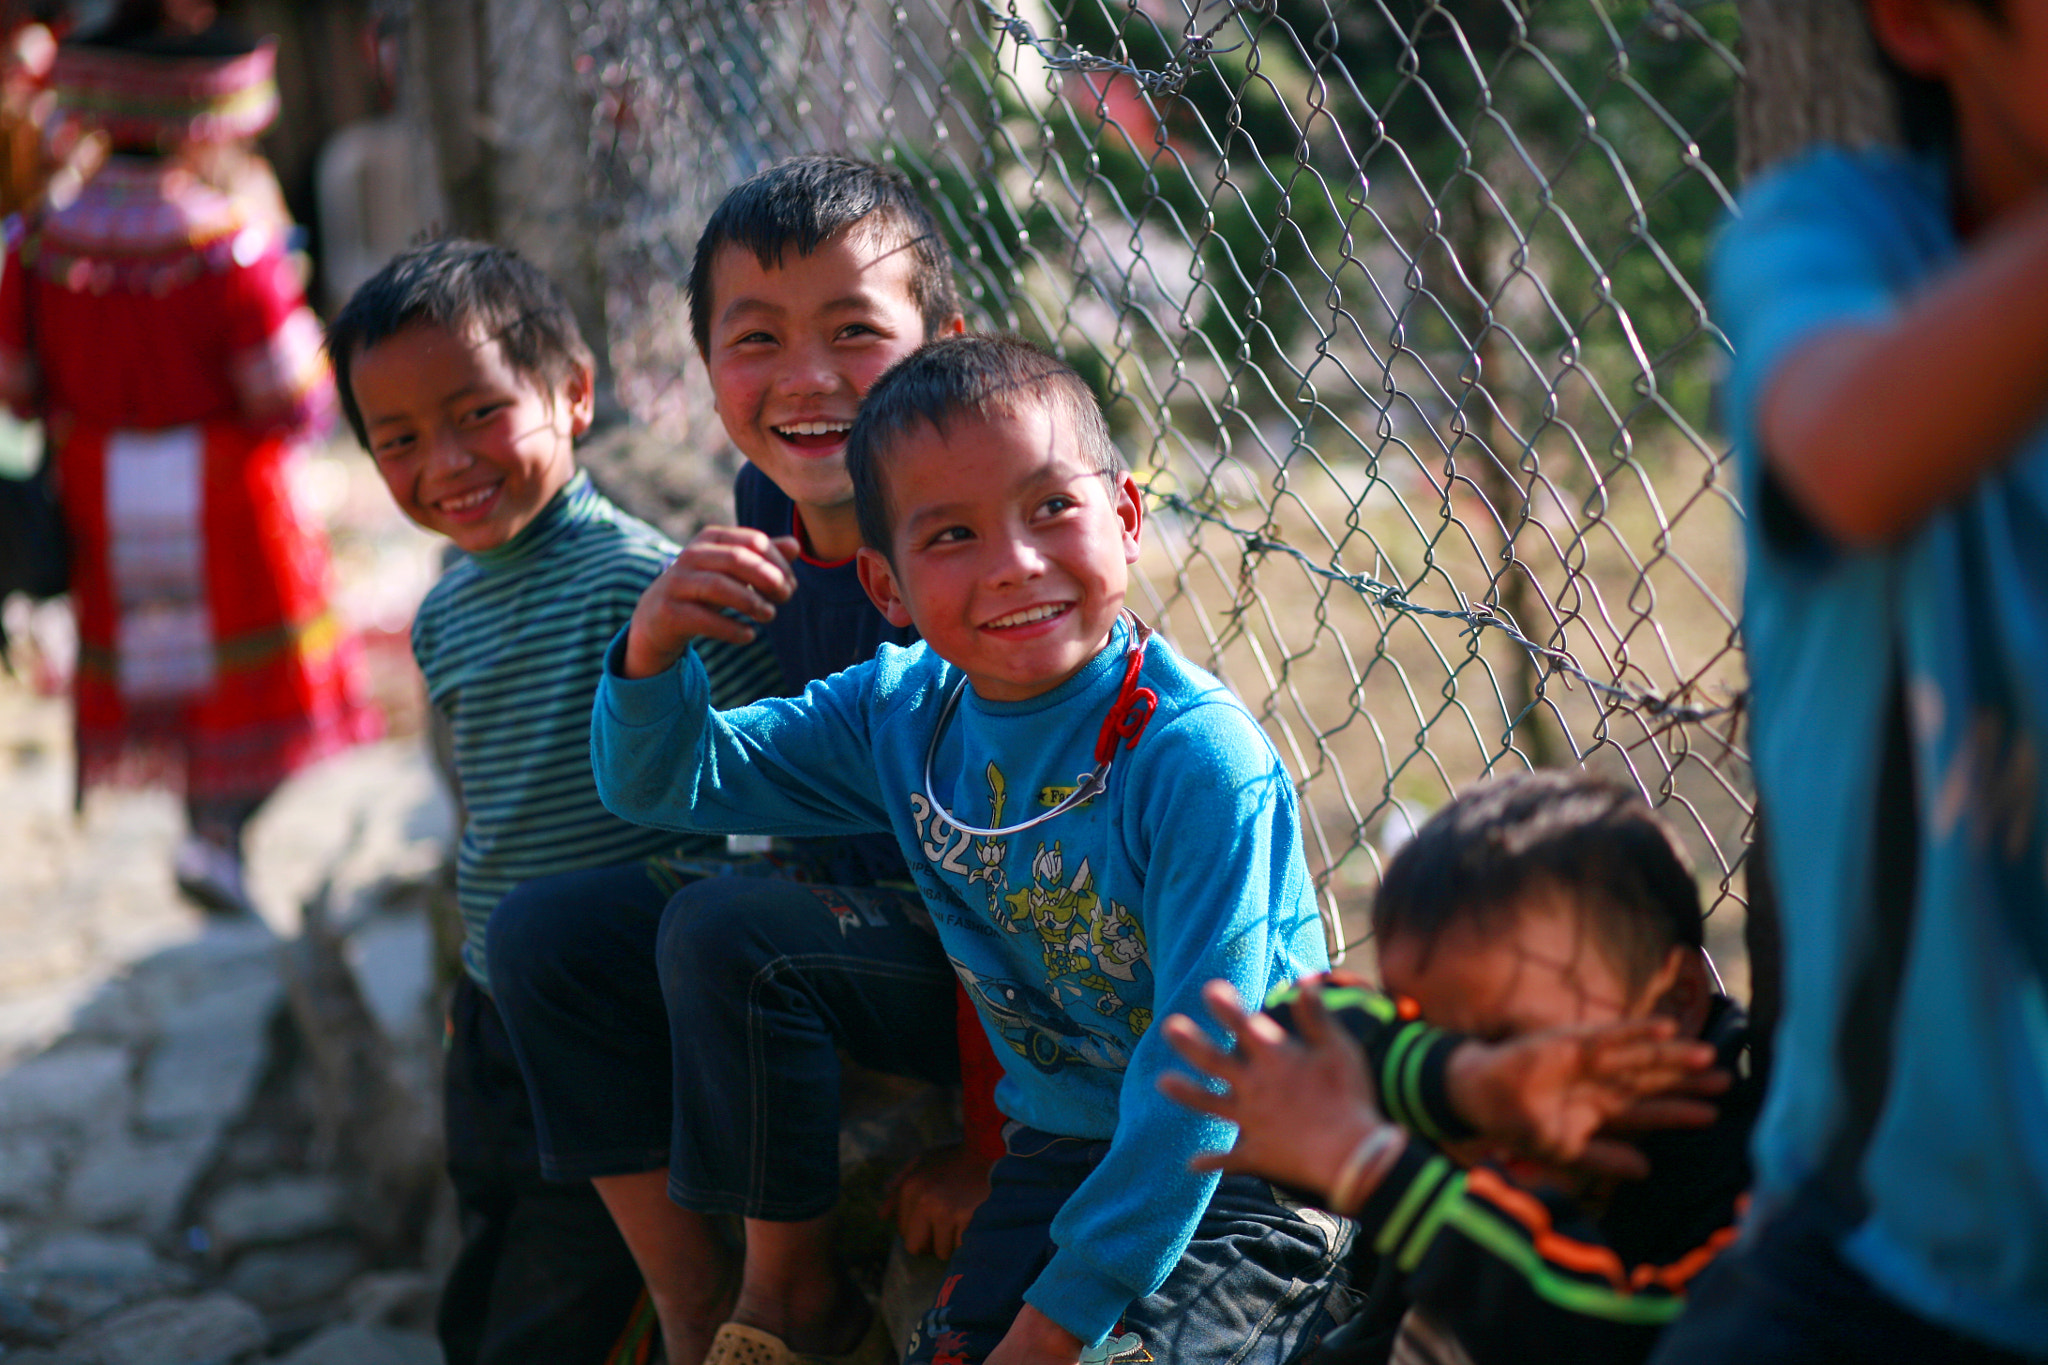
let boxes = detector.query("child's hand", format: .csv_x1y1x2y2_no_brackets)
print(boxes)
1158,978,1388,1199
622,526,800,679
1446,1018,1727,1180
984,1304,1083,1365
884,1140,993,1261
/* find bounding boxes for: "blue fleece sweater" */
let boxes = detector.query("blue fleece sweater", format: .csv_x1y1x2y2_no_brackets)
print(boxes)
593,619,1328,1344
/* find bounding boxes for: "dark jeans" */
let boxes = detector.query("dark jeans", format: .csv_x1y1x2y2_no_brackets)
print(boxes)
905,1126,1351,1365
1648,1192,2048,1365
440,975,645,1365
659,872,959,1218
487,855,959,1216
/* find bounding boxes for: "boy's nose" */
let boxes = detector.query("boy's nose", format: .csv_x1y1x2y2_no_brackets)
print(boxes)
426,427,473,475
774,341,841,396
986,532,1048,586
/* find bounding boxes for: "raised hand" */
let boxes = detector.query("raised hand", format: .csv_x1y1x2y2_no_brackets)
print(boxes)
622,526,801,678
1158,978,1389,1199
1446,1018,1727,1180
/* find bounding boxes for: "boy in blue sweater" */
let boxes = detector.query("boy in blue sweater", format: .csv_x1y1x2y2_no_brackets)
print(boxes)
597,333,1349,1365
1649,2,2048,1361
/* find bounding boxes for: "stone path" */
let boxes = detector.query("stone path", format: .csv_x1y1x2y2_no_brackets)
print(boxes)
0,445,455,1364
0,437,962,1364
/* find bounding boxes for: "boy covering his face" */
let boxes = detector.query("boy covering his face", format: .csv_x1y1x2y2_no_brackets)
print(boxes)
1163,771,1753,1365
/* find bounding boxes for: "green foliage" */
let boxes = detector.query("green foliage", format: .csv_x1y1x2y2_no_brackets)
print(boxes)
907,0,1739,449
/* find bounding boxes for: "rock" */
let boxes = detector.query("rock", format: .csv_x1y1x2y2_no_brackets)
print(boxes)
220,1240,363,1312
44,1290,267,1365
205,1176,349,1249
2,1231,193,1331
63,1132,215,1232
13,1231,162,1278
0,1046,130,1134
0,1130,60,1214
0,1283,61,1348
273,1321,442,1365
345,914,435,1047
880,1240,948,1357
340,1270,439,1331
137,998,275,1138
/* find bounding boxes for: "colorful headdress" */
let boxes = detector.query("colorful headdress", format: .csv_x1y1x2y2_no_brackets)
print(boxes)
49,38,278,149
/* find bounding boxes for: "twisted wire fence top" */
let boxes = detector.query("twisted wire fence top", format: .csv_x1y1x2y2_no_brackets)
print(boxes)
565,0,1753,961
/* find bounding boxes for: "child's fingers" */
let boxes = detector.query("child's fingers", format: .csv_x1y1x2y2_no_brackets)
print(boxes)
1198,979,1254,1037
678,527,800,600
1571,1137,1652,1182
1160,1014,1236,1084
1291,977,1336,1048
1600,1095,1722,1133
1157,1069,1234,1120
656,554,791,627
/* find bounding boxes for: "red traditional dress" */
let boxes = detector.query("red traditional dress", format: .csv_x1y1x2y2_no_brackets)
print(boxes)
0,40,376,811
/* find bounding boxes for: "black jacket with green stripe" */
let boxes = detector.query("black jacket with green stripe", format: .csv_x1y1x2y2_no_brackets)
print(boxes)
1264,983,1759,1365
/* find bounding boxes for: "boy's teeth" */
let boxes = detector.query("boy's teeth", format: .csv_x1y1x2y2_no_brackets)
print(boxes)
988,603,1066,629
776,421,851,437
443,487,492,511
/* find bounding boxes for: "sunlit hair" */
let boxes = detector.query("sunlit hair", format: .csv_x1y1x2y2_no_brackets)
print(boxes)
326,238,595,453
686,153,962,359
1372,770,1702,992
845,333,1121,560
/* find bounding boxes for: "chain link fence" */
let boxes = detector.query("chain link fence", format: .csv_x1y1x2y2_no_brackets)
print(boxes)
549,0,1751,963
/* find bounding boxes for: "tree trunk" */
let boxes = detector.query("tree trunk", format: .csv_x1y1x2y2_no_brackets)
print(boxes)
1736,0,1899,178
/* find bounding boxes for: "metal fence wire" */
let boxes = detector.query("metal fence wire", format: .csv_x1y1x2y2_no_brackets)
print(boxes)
564,0,1753,962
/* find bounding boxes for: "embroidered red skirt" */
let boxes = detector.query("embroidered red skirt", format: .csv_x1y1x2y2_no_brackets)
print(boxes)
58,417,379,804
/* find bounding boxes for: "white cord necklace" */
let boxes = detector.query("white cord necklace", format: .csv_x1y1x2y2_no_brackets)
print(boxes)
919,615,1157,839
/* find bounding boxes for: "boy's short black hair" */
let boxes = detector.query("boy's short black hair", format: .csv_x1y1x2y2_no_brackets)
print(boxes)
1372,771,1702,991
1867,0,2006,154
326,238,595,452
844,333,1122,559
686,154,962,358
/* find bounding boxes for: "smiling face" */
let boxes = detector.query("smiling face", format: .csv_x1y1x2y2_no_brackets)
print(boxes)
349,321,592,554
702,226,961,560
855,400,1142,702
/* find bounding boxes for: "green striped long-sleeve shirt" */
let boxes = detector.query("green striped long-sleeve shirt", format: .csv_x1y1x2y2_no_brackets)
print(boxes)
412,471,779,989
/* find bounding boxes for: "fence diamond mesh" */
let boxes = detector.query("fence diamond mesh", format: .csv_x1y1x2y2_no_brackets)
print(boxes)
563,0,1752,963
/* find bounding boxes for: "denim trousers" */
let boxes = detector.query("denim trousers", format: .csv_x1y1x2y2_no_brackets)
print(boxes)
487,855,960,1216
905,1126,1352,1365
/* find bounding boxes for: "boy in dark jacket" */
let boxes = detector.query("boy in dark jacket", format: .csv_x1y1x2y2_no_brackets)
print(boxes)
1164,771,1753,1365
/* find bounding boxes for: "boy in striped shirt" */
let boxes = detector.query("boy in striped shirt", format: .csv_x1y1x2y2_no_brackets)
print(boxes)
327,239,777,1365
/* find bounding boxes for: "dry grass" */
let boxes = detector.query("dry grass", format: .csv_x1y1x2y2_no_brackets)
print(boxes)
1127,420,1752,992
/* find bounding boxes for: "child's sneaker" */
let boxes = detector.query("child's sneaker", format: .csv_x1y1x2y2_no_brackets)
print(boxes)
174,836,253,916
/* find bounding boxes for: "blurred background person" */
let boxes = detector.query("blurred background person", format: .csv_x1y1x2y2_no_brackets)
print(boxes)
0,0,377,914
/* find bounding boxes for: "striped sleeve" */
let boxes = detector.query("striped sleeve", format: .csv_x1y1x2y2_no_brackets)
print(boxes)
1264,976,1478,1143
1356,1146,1739,1365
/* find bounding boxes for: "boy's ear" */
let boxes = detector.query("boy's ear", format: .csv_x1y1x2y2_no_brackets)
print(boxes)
938,313,966,338
1644,946,1713,1037
856,545,917,629
1115,472,1144,565
1865,0,1955,76
563,361,597,438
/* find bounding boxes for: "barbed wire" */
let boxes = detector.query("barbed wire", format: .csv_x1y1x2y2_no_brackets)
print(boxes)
975,0,1262,96
546,0,1755,941
1152,490,1744,724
